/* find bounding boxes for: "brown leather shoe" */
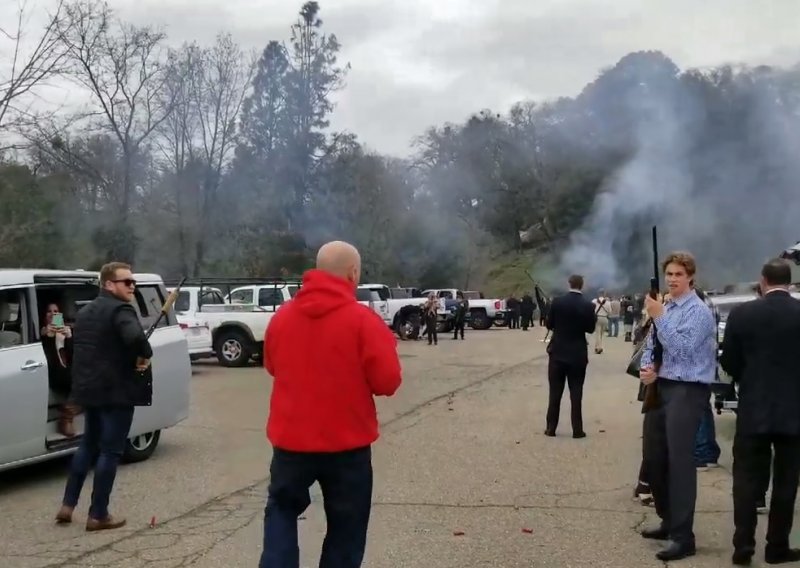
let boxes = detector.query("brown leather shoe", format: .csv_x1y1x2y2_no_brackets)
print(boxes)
86,515,126,532
55,505,74,524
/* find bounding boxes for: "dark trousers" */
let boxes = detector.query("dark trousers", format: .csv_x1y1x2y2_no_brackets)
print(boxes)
638,457,649,485
694,401,721,466
545,357,587,434
62,405,135,519
452,318,465,339
732,433,800,555
508,310,520,329
425,314,438,344
643,380,709,543
259,446,373,568
521,311,533,330
608,317,620,336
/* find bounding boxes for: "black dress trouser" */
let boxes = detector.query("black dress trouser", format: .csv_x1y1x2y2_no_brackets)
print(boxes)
546,357,587,434
642,379,709,543
732,432,800,555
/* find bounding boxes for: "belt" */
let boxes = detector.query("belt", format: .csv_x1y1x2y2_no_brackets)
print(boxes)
658,377,711,387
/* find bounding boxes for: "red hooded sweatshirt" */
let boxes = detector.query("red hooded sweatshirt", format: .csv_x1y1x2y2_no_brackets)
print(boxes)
264,269,402,452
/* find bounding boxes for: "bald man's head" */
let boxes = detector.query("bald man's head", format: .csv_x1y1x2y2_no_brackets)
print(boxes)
316,240,362,286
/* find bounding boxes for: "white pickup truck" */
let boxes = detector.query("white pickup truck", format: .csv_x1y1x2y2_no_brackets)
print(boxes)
357,283,450,335
165,279,300,368
422,288,507,330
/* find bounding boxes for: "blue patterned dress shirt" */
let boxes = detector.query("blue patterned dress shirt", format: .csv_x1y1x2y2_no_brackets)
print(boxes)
641,290,717,383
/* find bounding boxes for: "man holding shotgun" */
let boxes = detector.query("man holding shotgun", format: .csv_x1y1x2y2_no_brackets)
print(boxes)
638,252,717,561
54,262,154,531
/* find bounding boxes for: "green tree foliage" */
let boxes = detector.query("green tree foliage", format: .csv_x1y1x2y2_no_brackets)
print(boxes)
0,164,67,267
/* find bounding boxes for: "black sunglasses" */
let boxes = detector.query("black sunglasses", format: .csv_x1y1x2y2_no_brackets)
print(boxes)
111,278,137,287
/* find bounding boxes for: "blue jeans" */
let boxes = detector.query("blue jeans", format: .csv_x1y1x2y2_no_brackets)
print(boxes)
608,317,620,336
260,446,373,568
694,402,721,466
62,406,135,519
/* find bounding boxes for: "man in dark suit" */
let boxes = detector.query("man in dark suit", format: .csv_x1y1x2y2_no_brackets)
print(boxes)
544,274,597,438
720,259,800,566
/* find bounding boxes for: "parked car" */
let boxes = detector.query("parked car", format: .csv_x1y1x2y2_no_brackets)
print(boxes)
164,278,300,368
169,286,215,361
0,268,191,472
178,314,213,361
711,291,800,413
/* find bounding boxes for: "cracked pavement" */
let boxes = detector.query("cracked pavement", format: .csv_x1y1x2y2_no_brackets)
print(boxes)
0,326,780,567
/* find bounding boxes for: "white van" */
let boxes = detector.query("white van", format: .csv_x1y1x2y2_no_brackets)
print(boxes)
0,269,191,472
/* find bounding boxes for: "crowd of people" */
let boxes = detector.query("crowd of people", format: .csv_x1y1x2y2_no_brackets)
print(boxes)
45,241,800,567
544,251,800,565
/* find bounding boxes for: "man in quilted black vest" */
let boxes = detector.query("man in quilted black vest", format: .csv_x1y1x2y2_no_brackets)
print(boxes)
54,262,153,531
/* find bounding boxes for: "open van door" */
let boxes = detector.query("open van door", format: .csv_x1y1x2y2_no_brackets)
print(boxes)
0,285,50,467
34,272,102,451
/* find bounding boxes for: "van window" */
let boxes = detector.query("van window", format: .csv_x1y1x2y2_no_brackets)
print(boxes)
287,285,299,298
134,285,169,330
374,287,390,301
0,288,27,348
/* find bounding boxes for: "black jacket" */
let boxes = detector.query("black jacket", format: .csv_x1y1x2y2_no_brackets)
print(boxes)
520,294,535,315
720,290,800,435
621,299,635,325
545,291,597,365
70,290,153,407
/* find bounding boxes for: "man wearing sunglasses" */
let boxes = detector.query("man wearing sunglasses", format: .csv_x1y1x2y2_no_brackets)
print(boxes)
54,262,153,532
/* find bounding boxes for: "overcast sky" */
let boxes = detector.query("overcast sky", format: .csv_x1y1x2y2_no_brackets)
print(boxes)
4,0,800,156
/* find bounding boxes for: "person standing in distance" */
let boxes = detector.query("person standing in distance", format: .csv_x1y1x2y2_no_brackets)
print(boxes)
259,240,402,568
544,274,597,438
720,259,800,566
638,251,717,562
54,262,152,531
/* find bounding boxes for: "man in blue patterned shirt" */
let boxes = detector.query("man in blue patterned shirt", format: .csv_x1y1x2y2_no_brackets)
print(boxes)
638,251,718,562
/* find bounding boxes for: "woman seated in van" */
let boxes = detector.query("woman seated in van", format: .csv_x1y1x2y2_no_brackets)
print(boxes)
41,302,80,437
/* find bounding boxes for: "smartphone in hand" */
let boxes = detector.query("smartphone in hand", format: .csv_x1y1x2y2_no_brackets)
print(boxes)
52,313,64,328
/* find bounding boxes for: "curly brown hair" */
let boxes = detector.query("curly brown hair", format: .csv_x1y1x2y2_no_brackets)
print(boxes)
661,251,696,277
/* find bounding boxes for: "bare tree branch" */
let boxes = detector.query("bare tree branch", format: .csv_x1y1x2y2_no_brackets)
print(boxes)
54,0,176,231
0,0,73,134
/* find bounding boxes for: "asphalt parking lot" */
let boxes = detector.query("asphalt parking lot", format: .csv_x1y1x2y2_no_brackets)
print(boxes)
0,325,768,567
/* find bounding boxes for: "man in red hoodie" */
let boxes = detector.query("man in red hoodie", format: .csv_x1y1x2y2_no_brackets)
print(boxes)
259,240,402,568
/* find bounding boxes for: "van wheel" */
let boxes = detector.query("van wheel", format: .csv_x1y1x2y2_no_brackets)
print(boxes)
216,330,252,367
122,430,161,463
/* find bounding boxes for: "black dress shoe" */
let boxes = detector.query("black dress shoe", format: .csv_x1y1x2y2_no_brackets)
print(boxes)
641,526,669,540
732,548,754,566
544,430,556,437
656,540,696,562
573,431,586,439
765,548,800,564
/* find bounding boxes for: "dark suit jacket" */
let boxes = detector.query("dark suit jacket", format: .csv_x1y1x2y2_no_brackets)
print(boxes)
545,290,597,365
720,289,800,435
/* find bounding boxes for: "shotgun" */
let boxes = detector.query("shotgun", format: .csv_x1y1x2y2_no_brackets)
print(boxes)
642,226,663,412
